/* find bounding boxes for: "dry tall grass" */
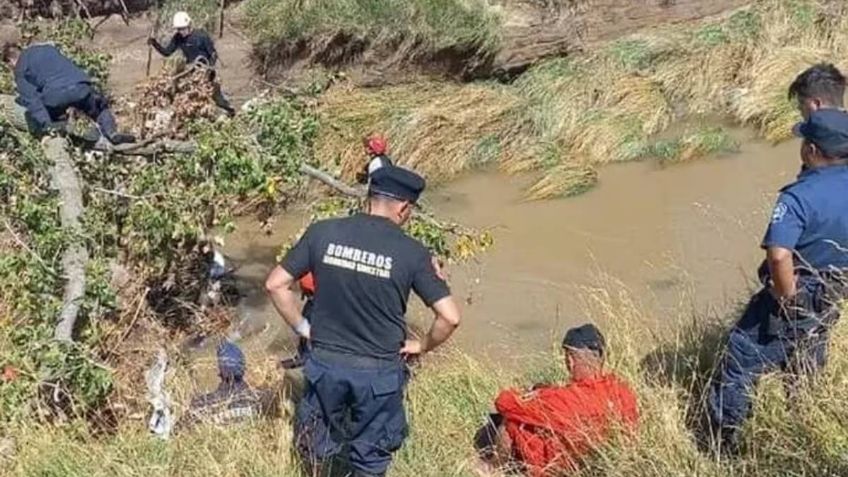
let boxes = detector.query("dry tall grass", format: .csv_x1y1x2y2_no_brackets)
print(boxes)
315,0,848,199
314,81,521,182
7,284,848,477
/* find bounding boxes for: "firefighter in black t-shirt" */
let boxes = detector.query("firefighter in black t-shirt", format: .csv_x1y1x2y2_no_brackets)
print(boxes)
265,165,462,477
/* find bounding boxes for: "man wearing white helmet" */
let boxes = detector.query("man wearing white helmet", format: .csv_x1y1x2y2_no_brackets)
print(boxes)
148,11,236,117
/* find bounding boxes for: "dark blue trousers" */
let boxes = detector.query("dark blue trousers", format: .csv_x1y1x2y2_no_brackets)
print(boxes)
709,287,832,436
295,351,408,476
27,83,117,137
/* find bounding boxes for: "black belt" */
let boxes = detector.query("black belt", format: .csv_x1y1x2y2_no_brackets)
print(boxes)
310,347,402,370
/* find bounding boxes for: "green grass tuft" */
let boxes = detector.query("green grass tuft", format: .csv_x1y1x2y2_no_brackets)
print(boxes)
644,127,740,164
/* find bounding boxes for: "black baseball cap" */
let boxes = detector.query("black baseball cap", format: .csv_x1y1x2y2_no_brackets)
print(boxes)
562,323,606,355
368,165,426,203
793,108,848,158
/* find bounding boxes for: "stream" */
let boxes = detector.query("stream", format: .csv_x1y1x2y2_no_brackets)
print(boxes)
217,128,801,367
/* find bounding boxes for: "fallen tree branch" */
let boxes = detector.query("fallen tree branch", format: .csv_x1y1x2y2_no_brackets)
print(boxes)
117,0,132,26
300,163,366,197
90,186,155,200
1,95,87,342
44,136,89,343
93,138,198,156
74,0,93,20
0,95,29,132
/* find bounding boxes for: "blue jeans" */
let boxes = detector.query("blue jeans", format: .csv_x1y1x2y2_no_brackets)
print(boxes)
295,351,408,475
709,287,831,435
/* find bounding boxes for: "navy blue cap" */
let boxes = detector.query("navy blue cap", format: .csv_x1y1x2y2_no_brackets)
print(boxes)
217,341,245,380
562,323,606,355
793,109,848,158
368,165,426,203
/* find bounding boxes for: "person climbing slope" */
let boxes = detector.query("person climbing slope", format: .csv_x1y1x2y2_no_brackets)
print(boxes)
3,42,135,144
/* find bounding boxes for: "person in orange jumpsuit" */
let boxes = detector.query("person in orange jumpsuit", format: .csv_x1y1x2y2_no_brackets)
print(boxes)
476,324,639,476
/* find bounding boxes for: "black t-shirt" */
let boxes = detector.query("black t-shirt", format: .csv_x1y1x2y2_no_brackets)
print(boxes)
280,213,450,359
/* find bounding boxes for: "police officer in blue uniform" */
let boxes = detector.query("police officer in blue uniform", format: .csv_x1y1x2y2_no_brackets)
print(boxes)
788,62,846,121
3,43,135,144
709,108,848,452
265,165,462,477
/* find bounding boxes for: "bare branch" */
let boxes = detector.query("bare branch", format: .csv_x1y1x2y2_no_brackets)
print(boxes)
300,163,366,197
43,136,89,343
90,186,155,200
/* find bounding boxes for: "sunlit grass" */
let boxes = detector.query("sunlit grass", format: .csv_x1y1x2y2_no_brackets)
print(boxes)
311,0,848,199
8,288,848,476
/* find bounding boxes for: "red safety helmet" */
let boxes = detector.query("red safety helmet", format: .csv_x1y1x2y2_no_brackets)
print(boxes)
364,134,388,156
299,272,315,295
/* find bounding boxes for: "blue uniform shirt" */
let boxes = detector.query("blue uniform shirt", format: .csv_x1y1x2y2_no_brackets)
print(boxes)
14,44,91,108
151,30,218,66
762,164,848,273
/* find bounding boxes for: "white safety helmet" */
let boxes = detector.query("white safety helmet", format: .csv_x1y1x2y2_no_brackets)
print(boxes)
172,11,192,29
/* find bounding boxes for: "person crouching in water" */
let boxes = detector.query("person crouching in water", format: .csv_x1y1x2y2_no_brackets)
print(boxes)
475,324,639,476
356,134,393,184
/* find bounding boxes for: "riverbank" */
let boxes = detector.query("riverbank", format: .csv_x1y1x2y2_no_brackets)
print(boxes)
3,1,848,475
312,0,847,198
6,290,848,476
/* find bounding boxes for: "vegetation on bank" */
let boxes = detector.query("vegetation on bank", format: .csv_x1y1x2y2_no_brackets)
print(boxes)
0,20,491,427
313,0,845,198
6,287,848,477
4,1,848,476
240,0,501,75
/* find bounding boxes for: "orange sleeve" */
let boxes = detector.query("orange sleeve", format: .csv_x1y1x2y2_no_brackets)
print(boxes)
503,419,548,477
495,388,579,429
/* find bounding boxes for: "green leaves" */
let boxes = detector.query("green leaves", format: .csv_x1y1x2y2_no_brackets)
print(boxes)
248,97,320,181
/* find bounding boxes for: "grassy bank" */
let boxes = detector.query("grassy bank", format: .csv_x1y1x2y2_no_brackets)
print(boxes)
241,0,501,75
313,0,848,198
6,286,848,476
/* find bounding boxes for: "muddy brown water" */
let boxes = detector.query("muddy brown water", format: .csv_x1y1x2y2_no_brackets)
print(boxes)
217,129,801,367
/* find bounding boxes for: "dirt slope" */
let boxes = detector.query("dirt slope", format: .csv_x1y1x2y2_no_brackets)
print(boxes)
90,15,257,100
246,0,753,82
4,0,754,101
493,0,753,77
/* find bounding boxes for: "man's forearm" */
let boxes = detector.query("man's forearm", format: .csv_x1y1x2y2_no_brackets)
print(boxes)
767,248,796,298
420,296,461,352
269,290,304,327
421,315,458,352
153,38,176,56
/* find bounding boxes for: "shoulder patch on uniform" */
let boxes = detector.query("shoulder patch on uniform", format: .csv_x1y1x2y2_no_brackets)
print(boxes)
771,202,788,224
